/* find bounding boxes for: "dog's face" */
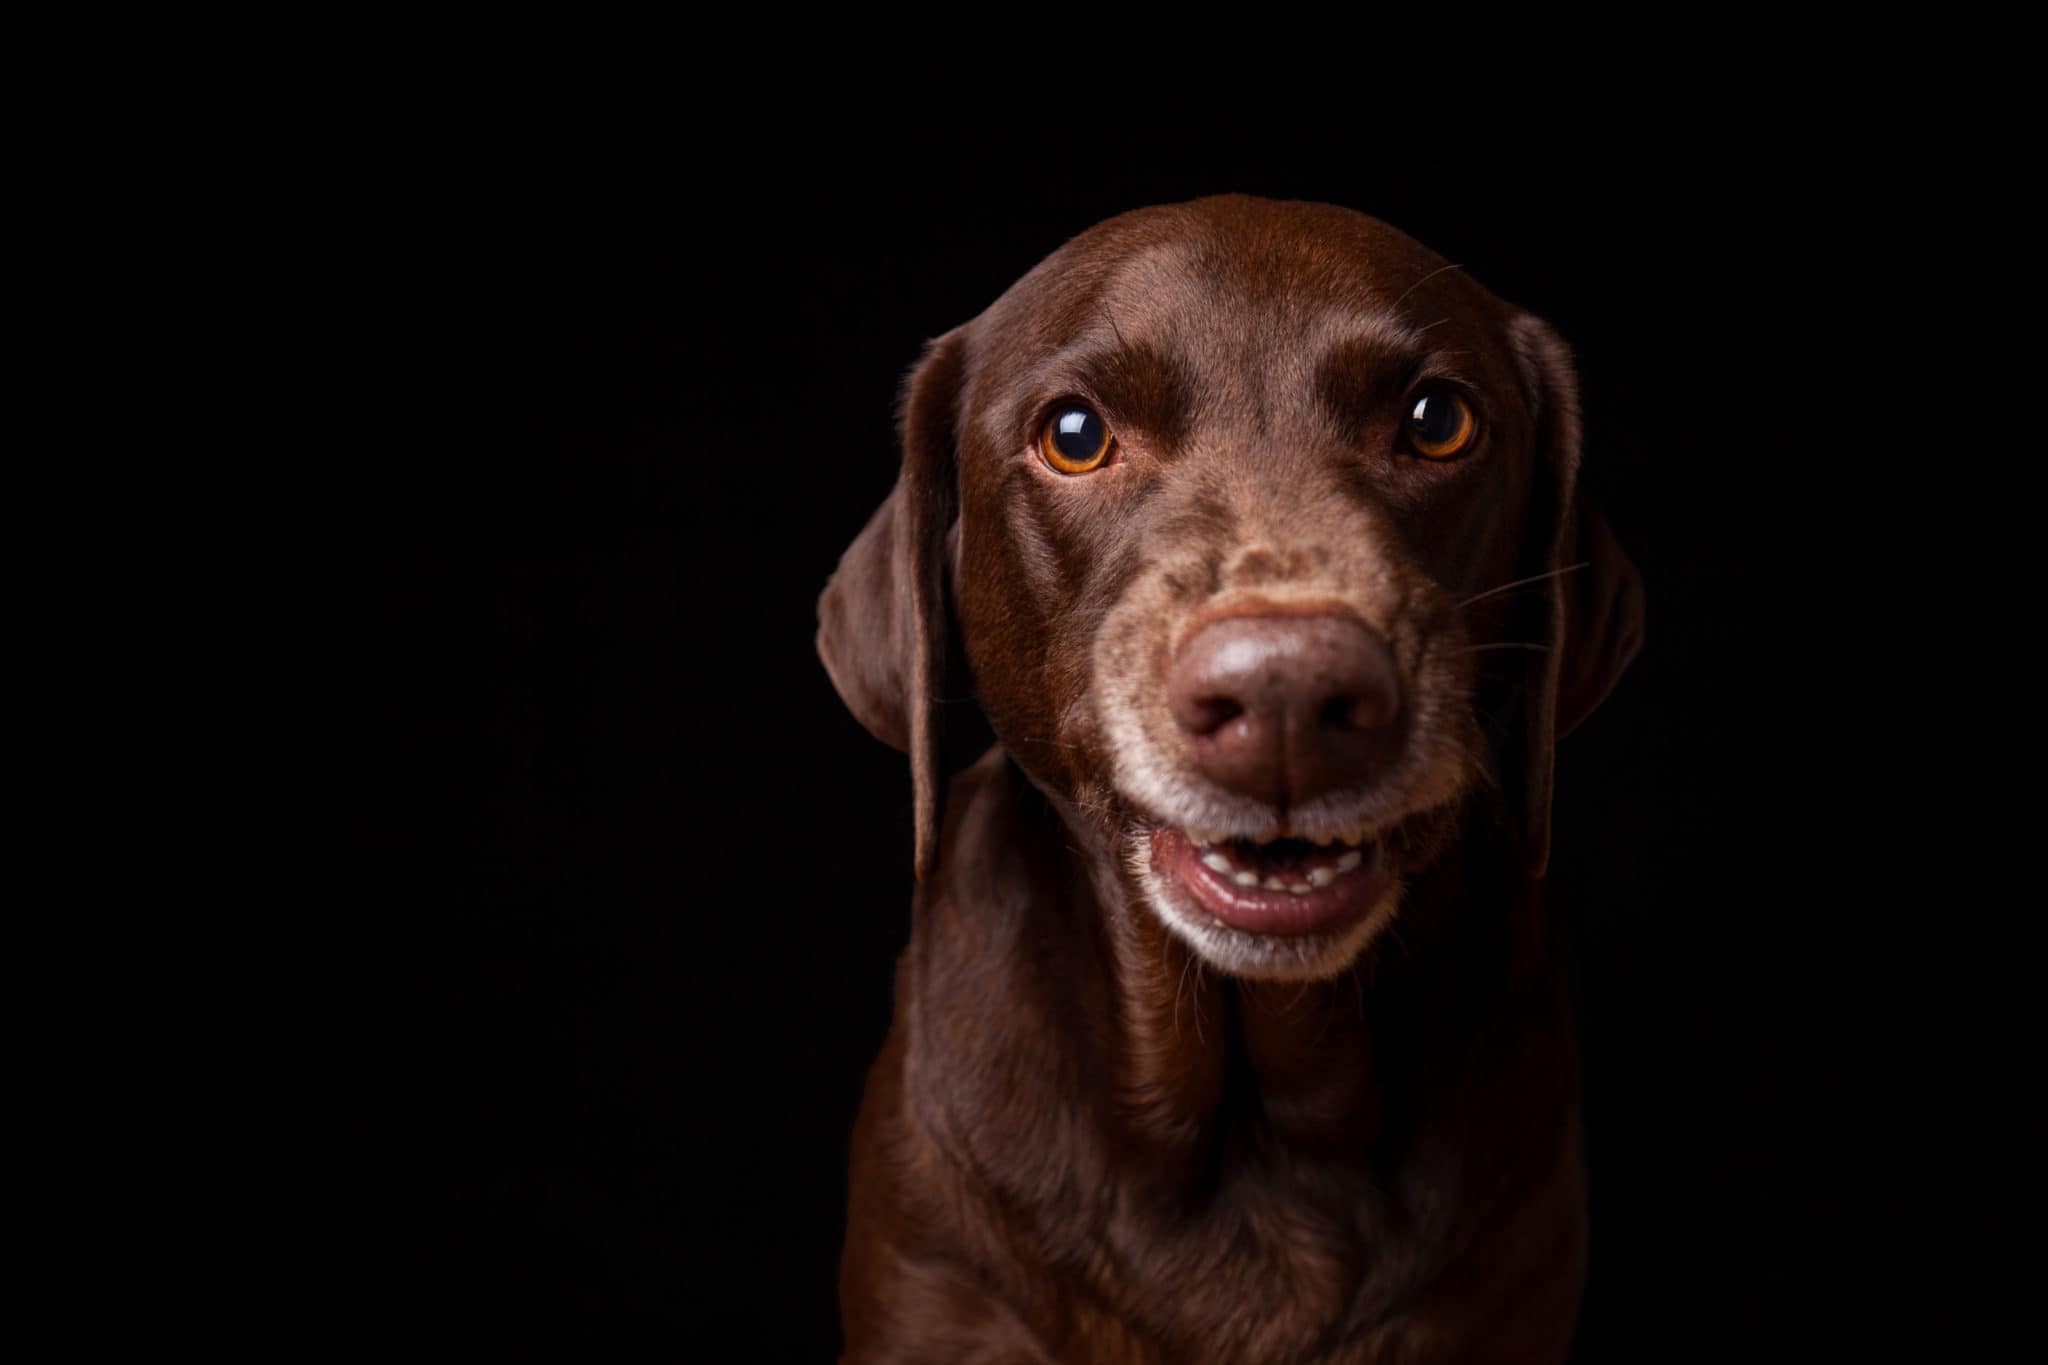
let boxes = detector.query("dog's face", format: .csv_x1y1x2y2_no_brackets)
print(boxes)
820,195,1642,981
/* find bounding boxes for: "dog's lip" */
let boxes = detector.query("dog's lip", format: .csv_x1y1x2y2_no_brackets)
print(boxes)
1149,826,1393,937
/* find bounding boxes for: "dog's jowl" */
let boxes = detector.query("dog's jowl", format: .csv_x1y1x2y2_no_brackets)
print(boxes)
817,194,1644,1365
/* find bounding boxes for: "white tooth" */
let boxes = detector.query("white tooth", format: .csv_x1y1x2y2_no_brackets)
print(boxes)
1233,871,1259,887
1261,876,1287,890
1309,866,1336,887
1201,852,1233,874
1312,832,1336,846
1288,882,1312,895
1336,850,1363,873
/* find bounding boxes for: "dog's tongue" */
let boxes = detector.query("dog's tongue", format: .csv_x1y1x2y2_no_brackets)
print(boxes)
1151,827,1392,937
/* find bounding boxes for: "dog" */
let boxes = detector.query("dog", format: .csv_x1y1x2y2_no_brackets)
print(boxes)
816,193,1644,1364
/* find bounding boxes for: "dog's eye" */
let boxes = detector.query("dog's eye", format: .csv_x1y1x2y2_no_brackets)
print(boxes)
1040,404,1114,474
1404,389,1477,460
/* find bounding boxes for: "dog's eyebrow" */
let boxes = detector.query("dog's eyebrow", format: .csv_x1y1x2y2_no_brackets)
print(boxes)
1314,326,1440,438
1035,335,1195,450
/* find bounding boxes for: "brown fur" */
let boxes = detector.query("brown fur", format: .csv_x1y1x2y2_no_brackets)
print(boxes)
818,194,1644,1364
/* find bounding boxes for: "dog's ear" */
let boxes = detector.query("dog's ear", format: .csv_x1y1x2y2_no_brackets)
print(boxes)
1506,313,1647,878
816,326,969,882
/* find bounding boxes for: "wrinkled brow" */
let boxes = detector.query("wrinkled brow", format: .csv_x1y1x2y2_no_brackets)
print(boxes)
1314,322,1438,443
1029,335,1197,451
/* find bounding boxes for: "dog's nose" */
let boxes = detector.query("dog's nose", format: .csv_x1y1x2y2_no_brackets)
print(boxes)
1167,614,1404,808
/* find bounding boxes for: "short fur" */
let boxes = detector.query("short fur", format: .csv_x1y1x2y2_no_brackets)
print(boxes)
818,194,1644,1364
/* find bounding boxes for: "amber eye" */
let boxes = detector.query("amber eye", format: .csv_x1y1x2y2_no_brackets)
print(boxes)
1039,404,1114,474
1404,389,1477,460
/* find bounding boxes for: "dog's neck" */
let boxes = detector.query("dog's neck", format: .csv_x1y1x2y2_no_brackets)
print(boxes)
905,748,1559,1205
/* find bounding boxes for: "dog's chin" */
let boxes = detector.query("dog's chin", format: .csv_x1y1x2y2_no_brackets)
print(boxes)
1124,811,1448,982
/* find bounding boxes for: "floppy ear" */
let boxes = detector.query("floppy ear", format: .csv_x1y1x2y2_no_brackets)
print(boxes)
815,326,969,882
1507,313,1647,879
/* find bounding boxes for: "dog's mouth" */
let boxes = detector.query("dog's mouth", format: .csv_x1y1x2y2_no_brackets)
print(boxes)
1137,802,1457,959
1149,825,1397,937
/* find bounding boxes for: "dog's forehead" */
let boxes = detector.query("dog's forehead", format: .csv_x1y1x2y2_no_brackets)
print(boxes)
988,196,1501,347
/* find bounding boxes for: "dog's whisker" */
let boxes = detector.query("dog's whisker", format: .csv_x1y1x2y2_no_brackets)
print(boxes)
1173,945,1196,1044
1385,918,1413,965
1100,301,1129,350
1394,260,1467,310
1455,642,1552,654
1456,562,1590,610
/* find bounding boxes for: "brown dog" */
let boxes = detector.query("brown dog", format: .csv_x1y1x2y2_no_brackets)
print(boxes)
817,194,1644,1364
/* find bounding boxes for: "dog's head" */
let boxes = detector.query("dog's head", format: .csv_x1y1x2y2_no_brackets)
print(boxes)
819,195,1642,980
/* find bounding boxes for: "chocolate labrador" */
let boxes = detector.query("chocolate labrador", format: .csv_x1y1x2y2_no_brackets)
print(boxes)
817,193,1644,1364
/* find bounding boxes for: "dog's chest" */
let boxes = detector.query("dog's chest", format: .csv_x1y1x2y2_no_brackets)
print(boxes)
1026,1156,1462,1365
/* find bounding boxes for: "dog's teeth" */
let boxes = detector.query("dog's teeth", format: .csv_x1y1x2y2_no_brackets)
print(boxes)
1201,852,1234,874
1288,882,1312,895
1311,832,1336,846
1261,876,1286,891
1335,849,1363,873
1232,871,1259,887
1308,866,1336,888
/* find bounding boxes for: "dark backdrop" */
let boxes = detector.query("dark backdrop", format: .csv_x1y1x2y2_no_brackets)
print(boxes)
43,21,2010,1361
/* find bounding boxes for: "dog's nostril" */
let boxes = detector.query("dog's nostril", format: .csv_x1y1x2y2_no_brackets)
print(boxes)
1184,696,1243,737
1330,680,1399,734
1168,682,1245,739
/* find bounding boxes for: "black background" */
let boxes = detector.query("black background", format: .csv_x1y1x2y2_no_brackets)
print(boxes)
42,20,2015,1361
